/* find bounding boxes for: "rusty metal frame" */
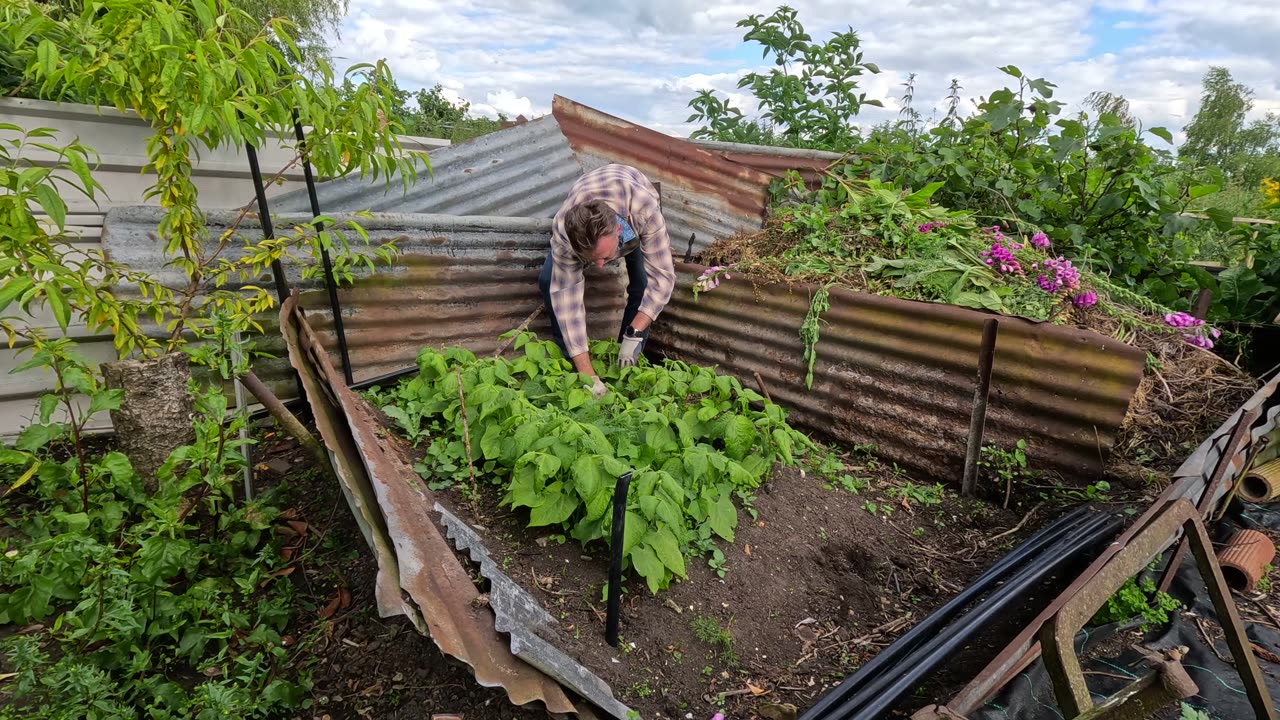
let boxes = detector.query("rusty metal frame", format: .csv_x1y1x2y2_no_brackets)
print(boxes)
947,373,1280,715
1038,497,1274,719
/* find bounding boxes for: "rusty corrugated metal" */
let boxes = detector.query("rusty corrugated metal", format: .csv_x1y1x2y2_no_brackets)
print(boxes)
691,138,842,186
552,96,774,254
102,206,626,392
270,115,583,217
281,294,582,714
648,263,1147,484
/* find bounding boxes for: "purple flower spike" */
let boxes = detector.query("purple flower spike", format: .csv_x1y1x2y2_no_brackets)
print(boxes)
1071,290,1097,308
1031,232,1051,248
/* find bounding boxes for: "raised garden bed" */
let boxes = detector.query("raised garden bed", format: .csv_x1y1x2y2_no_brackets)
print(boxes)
363,334,1110,718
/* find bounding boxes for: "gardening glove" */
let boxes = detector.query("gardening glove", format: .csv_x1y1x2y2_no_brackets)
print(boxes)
617,326,648,368
587,376,608,399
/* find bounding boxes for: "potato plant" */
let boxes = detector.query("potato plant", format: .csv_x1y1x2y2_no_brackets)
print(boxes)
376,332,812,594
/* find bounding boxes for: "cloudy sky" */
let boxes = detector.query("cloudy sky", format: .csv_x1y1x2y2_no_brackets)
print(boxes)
328,0,1280,143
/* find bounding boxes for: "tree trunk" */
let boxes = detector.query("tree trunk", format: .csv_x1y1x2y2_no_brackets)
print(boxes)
102,352,195,490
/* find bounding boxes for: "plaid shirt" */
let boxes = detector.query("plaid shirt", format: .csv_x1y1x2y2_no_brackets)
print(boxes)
547,164,675,358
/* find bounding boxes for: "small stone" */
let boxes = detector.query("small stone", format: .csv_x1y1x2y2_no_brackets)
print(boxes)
580,555,592,561
265,458,292,475
535,536,550,547
758,703,798,720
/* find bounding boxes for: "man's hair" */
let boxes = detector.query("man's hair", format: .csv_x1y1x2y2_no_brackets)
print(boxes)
564,200,615,260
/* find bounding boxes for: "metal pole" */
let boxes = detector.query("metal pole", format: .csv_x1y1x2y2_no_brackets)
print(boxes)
605,471,633,647
243,139,290,305
292,112,354,386
232,331,253,501
961,319,999,497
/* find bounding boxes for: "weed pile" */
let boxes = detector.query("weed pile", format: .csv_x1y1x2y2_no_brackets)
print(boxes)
371,332,812,594
700,171,1258,475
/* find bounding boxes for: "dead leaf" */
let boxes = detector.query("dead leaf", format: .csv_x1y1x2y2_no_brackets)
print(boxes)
273,566,296,578
0,672,17,682
286,520,309,536
319,595,341,619
338,587,352,609
744,543,752,557
747,680,767,695
281,546,297,561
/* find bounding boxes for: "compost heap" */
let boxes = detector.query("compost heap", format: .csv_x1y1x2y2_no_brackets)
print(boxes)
698,176,1257,481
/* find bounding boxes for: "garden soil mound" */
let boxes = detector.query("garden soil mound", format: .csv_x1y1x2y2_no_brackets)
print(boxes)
431,462,1042,719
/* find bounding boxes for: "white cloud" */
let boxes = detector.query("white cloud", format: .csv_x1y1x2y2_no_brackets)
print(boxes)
328,0,1280,141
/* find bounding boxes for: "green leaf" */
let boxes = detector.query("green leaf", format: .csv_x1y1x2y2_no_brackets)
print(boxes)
572,454,603,504
1148,127,1174,144
535,453,562,480
629,544,665,594
1205,206,1236,232
623,511,647,556
903,181,945,204
480,423,502,460
772,428,795,464
16,423,63,452
724,415,756,460
1188,184,1220,199
45,286,70,332
999,64,1023,78
0,277,34,316
709,488,737,542
38,393,59,424
33,184,66,230
87,389,124,416
640,494,661,521
529,486,579,527
649,526,686,578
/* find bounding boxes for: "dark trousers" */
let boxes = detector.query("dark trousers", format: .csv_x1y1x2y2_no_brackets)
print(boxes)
538,249,648,358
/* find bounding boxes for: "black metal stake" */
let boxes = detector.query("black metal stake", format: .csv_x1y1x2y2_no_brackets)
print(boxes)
960,318,999,497
683,232,696,263
244,139,290,305
605,471,633,648
292,112,354,386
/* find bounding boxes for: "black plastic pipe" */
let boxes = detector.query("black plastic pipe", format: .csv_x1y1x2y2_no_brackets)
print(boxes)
798,505,1093,720
829,512,1123,720
349,366,419,393
292,112,354,386
605,471,633,647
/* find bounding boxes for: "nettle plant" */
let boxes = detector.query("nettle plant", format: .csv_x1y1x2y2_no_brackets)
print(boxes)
375,332,812,594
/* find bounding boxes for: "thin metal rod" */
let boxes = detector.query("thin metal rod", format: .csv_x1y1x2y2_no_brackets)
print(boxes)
961,318,999,496
606,471,633,648
244,139,290,305
684,232,696,263
292,112,353,386
232,331,253,501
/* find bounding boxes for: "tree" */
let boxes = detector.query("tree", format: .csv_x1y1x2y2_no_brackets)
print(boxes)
1180,67,1280,185
2,0,423,471
1083,90,1135,128
686,5,883,150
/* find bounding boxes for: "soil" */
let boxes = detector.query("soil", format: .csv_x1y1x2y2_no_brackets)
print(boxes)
250,423,545,720
426,450,1053,719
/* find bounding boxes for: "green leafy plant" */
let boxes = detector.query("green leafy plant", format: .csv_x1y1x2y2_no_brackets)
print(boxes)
689,615,738,667
888,481,945,507
1093,574,1182,629
1181,702,1213,720
376,332,811,595
686,5,882,150
979,440,1036,506
0,348,303,718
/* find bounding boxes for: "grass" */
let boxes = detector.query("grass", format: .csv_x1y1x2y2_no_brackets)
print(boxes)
689,616,739,667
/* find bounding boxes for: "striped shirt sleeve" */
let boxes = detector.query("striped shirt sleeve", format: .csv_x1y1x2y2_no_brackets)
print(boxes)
548,164,675,359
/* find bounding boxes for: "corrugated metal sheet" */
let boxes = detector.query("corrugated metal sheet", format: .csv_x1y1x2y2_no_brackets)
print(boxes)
552,96,775,254
270,115,582,218
437,505,632,719
648,263,1147,484
100,206,626,391
280,296,582,714
691,139,843,186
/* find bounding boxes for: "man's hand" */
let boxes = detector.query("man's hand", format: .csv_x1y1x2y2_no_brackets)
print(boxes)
618,335,643,368
587,376,608,399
